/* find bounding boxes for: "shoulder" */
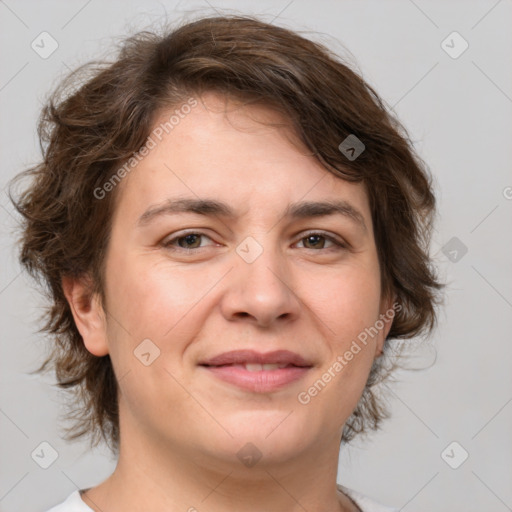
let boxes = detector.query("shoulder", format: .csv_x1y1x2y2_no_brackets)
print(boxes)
44,490,94,512
338,484,399,512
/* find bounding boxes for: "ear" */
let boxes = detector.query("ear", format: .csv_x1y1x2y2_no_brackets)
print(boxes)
62,275,109,357
374,293,397,358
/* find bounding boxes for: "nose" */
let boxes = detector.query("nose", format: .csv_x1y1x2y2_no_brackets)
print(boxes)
219,240,301,328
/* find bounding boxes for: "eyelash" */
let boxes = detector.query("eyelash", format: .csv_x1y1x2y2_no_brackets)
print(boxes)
161,231,348,253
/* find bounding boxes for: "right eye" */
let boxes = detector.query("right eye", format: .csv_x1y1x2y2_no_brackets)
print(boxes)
161,232,216,251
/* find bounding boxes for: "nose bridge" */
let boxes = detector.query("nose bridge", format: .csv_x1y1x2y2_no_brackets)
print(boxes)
221,233,300,326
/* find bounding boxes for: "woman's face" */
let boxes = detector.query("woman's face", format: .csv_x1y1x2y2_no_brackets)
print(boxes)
89,92,393,466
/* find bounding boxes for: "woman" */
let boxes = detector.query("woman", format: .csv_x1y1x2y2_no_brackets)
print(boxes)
12,15,442,512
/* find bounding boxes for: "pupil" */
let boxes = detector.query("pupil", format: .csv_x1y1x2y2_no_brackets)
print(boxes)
180,234,200,248
306,235,323,248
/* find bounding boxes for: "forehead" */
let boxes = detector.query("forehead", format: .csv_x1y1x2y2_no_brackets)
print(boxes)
112,92,372,227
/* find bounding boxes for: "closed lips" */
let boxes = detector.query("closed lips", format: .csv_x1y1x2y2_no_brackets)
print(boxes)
198,349,314,369
204,363,294,371
199,349,314,392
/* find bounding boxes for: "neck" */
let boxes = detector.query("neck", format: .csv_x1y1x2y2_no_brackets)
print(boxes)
82,421,358,512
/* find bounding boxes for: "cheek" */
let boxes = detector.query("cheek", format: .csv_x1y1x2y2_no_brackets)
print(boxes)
315,260,382,338
105,252,207,339
102,255,201,420
102,253,225,391
303,260,382,405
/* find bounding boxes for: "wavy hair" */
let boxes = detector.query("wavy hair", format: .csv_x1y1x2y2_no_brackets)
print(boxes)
10,15,443,455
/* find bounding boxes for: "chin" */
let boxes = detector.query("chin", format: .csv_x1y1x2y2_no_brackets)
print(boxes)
221,412,315,452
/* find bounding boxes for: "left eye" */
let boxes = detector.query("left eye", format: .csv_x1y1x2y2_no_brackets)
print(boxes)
295,233,343,250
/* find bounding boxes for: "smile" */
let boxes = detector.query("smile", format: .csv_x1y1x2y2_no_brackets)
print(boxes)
200,363,311,393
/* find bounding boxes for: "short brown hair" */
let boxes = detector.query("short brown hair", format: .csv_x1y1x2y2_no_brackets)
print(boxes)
10,15,443,455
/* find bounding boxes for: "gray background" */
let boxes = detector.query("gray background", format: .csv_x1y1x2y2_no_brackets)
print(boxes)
1,1,511,511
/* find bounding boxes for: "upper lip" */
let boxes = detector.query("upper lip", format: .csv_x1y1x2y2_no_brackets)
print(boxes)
199,350,313,367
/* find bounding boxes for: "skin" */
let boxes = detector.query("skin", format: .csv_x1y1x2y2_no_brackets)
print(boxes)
63,92,394,512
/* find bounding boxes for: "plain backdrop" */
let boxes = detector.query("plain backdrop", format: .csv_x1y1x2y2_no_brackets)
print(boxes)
1,1,511,511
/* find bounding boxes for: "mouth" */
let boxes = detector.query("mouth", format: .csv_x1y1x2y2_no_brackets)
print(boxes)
203,362,295,371
198,350,313,393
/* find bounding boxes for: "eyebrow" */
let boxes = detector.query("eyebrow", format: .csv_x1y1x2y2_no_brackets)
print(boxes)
137,198,367,232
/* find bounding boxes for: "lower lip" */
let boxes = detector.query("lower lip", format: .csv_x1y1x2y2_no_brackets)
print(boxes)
201,365,311,393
